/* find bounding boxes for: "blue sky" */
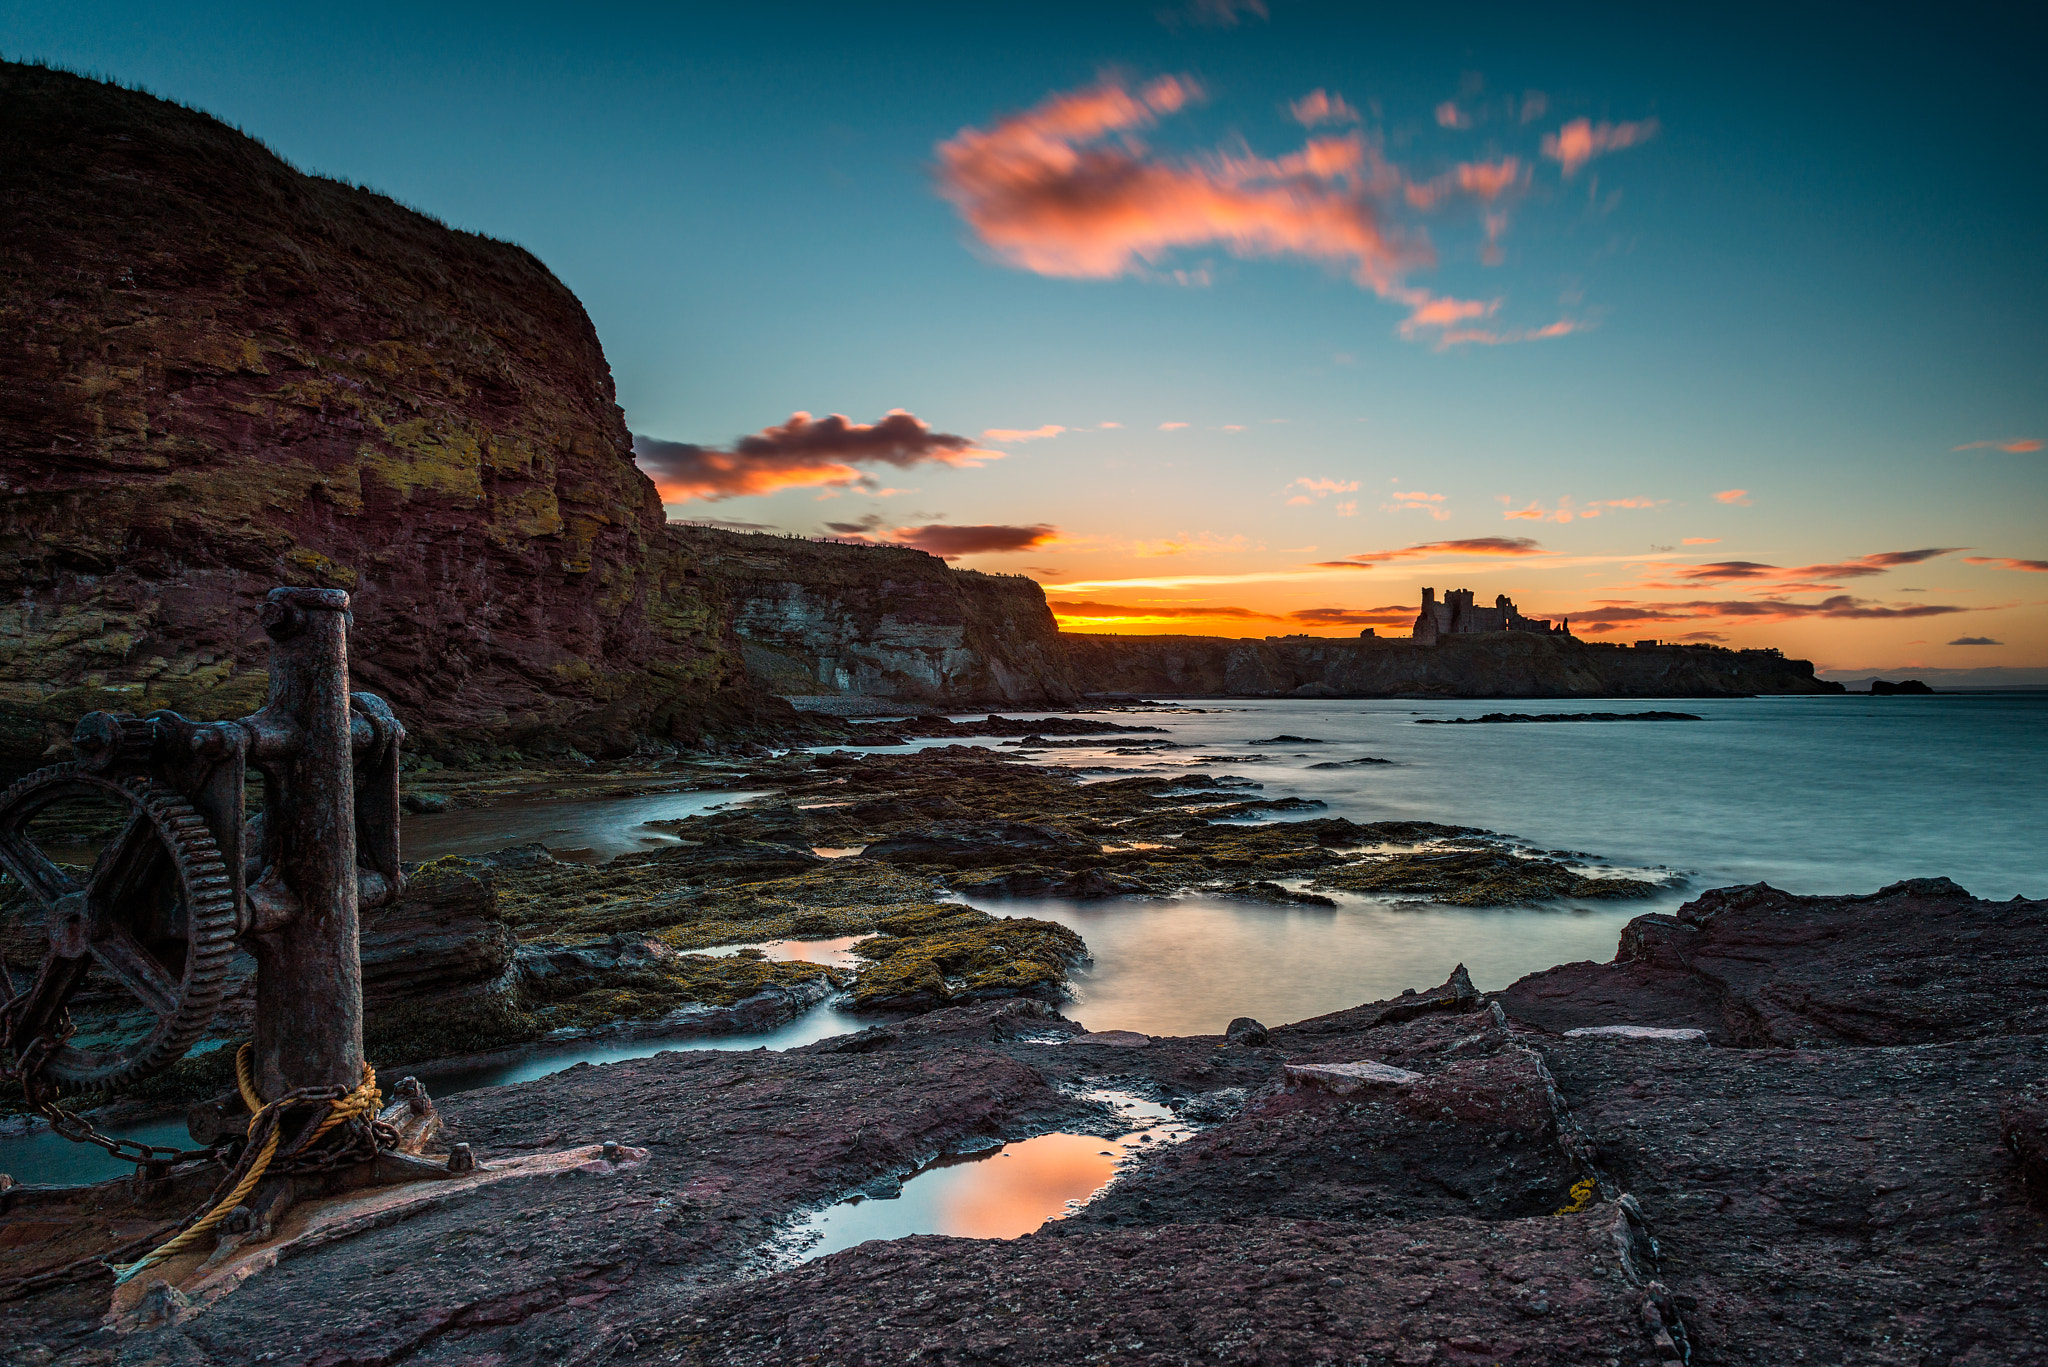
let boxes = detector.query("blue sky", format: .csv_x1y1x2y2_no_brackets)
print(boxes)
7,1,2043,676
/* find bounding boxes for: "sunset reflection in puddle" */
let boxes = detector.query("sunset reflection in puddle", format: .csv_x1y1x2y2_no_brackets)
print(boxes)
783,1092,1191,1262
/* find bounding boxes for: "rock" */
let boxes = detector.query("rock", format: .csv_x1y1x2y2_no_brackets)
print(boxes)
1498,879,2048,1045
1314,847,1660,905
1869,678,1935,694
1284,1059,1422,1092
1223,1016,1269,1046
1417,711,1703,724
1064,1030,1151,1048
1563,1025,1707,1042
2005,1088,2048,1208
400,791,452,814
863,820,1099,869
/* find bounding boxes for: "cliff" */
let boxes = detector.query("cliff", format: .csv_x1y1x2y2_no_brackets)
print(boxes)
0,63,764,767
1060,630,1840,697
686,529,1076,706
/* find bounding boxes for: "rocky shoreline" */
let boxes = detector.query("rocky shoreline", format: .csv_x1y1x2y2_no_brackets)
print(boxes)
4,877,2042,1365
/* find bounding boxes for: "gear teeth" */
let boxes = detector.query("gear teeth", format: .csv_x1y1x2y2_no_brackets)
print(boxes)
0,764,240,1093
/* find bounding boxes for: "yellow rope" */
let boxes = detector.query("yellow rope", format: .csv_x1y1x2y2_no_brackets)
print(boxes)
110,1045,381,1286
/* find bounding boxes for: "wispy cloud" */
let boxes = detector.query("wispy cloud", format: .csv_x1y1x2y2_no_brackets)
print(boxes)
1953,437,2042,453
1506,494,1667,523
1682,537,1721,545
635,411,998,503
1290,89,1361,127
1434,101,1472,130
1383,490,1449,520
1051,599,1282,623
1157,0,1266,31
1540,117,1661,178
1159,421,1191,431
982,424,1066,443
1403,158,1525,211
1964,555,2048,572
1284,476,1361,506
1129,531,1263,557
1713,488,1752,505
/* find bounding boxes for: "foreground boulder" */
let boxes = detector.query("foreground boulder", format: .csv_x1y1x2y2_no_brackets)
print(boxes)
1498,877,2048,1045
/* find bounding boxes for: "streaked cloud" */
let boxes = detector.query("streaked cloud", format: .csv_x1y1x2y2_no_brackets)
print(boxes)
824,518,1059,558
1051,599,1282,623
1319,535,1545,569
634,411,998,503
1682,537,1721,545
1403,158,1525,211
982,424,1066,443
1290,89,1360,127
1953,437,2042,452
1570,594,1972,633
1159,421,1191,431
1284,476,1361,506
1964,555,2048,572
1713,488,1752,505
1288,604,1416,627
1541,117,1661,178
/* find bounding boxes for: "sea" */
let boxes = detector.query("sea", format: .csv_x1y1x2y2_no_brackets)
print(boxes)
6,690,2042,1186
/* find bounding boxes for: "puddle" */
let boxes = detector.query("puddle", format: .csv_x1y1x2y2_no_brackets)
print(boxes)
403,789,771,863
778,1090,1192,1262
686,936,866,968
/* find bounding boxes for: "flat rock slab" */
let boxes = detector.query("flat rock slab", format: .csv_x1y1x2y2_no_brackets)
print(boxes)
1284,1059,1421,1091
1564,1025,1707,1041
1064,1030,1151,1048
639,1213,1681,1367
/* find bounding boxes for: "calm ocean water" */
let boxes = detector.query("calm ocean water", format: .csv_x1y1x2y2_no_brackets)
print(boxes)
8,692,2039,1185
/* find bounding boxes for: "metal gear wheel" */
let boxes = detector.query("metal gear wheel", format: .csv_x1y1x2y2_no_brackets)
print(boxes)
0,763,239,1092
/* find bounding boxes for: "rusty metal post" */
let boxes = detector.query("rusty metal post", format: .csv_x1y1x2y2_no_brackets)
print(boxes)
244,587,363,1100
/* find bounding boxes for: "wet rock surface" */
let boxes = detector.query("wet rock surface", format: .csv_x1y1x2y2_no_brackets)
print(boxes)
6,887,2046,1366
1497,877,2048,1045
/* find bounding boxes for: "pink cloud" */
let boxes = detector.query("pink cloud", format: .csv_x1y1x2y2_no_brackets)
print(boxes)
1290,89,1361,127
1681,537,1721,545
1403,158,1526,211
1953,437,2043,453
1653,547,1965,591
937,75,1584,349
1435,101,1472,130
1713,488,1751,505
936,76,1427,295
1541,117,1661,178
1383,490,1450,520
1158,421,1190,431
1518,91,1549,125
1435,318,1583,348
1964,556,2048,572
1286,477,1360,500
982,424,1066,442
634,411,1000,503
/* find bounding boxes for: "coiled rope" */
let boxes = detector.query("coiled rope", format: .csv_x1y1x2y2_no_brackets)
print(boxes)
109,1044,382,1285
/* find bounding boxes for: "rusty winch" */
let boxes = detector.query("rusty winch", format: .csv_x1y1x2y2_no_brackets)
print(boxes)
0,587,629,1312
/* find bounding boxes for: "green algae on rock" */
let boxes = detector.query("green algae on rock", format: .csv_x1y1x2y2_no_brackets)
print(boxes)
1311,848,1659,906
845,905,1088,1013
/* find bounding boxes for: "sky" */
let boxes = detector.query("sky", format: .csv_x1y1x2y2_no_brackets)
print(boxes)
8,1,2045,680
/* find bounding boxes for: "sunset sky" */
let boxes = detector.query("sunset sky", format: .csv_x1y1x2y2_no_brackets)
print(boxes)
10,2,2044,680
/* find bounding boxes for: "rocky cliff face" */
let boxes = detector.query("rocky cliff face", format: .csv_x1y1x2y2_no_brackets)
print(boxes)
0,63,761,766
690,530,1077,706
1060,630,1840,697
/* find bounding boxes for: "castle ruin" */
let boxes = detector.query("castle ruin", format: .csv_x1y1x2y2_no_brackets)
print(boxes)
1412,588,1571,645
